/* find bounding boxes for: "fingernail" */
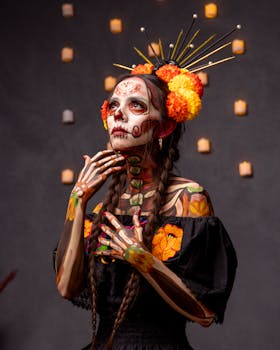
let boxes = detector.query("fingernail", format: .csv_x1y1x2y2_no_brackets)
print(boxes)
102,211,107,217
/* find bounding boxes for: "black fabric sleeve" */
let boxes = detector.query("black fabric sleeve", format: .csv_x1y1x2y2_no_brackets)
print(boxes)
165,216,237,323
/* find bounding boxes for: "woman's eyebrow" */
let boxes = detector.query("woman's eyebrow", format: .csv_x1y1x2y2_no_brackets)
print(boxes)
109,96,119,103
127,95,149,102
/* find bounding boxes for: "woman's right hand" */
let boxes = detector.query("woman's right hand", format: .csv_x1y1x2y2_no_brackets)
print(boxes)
72,150,126,203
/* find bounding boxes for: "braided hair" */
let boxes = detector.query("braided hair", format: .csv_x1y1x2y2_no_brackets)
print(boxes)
88,74,183,349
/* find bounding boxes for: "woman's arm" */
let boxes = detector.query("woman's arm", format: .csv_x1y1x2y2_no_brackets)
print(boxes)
96,211,215,326
55,150,125,299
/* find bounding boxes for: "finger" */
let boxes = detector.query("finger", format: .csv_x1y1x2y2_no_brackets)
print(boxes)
90,150,115,163
77,155,91,182
85,158,125,183
103,211,123,230
118,229,134,245
98,237,123,253
93,154,125,168
132,212,143,242
94,250,124,260
100,224,127,250
86,166,125,188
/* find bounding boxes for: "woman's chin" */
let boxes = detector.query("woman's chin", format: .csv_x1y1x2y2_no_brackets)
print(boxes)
110,140,147,152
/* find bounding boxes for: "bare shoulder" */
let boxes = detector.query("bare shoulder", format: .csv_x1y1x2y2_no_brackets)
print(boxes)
160,175,214,217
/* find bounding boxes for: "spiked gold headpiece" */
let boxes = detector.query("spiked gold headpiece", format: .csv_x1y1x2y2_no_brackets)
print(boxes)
101,15,241,127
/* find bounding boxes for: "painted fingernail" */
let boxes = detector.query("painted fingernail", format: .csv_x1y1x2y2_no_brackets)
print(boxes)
102,211,107,216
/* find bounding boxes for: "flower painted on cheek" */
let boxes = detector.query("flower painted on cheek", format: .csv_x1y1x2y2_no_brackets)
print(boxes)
101,100,109,130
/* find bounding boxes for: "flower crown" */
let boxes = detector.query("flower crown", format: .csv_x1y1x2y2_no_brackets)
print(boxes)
101,16,241,129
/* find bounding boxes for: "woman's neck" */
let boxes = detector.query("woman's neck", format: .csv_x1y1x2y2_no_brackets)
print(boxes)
117,145,161,215
123,146,159,192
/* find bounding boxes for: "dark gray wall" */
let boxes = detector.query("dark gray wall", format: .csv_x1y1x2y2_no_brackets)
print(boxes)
0,0,279,349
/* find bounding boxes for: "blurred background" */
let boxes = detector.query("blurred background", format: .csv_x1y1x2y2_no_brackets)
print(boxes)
0,0,279,349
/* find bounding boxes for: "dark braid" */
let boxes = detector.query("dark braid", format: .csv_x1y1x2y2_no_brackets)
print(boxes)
104,125,183,348
104,271,140,350
88,171,126,350
143,124,182,250
89,74,183,349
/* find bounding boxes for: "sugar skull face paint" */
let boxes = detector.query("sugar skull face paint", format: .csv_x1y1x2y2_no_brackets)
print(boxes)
106,77,161,151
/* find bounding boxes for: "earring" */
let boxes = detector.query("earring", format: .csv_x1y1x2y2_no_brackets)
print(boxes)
158,138,163,150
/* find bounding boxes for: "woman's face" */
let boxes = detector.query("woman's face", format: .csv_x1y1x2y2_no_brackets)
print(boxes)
107,77,161,151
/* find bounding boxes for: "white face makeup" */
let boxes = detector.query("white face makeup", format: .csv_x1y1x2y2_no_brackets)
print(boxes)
107,77,161,151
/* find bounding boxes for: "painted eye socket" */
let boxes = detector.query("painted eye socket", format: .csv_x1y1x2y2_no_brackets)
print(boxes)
129,100,147,114
109,101,119,112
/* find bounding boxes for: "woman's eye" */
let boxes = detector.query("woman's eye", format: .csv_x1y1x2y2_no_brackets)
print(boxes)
129,101,147,113
109,101,118,112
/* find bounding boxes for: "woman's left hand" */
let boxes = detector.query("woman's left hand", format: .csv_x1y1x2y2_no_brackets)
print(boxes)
95,212,154,273
96,211,143,258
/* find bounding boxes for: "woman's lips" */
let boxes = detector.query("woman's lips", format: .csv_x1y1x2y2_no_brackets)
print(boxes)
111,127,129,136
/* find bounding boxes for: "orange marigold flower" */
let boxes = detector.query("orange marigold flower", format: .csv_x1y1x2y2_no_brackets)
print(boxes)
189,194,210,217
166,91,189,122
101,100,109,130
183,71,204,97
169,71,203,97
178,88,202,120
155,64,181,83
131,63,154,75
84,219,92,238
152,224,183,261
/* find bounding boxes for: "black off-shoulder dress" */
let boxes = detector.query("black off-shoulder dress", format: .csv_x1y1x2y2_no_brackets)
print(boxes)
70,214,237,350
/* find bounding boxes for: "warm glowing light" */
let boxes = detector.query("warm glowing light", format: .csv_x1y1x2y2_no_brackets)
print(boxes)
197,138,211,153
196,71,208,86
61,47,74,62
61,169,75,184
205,3,218,18
62,3,74,18
110,18,122,34
239,161,253,177
104,76,117,92
234,99,247,116
148,42,160,57
232,39,245,54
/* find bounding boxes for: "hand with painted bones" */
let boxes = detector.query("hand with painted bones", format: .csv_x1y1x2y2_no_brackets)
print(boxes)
97,211,215,325
97,212,152,271
72,150,126,202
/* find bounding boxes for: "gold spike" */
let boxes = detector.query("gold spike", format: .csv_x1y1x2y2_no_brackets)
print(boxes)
176,29,200,62
185,42,232,69
189,56,235,73
159,38,164,60
179,34,216,66
133,47,153,64
171,30,183,60
113,63,133,71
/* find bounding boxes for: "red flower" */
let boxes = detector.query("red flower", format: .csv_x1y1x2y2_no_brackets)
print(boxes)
100,100,109,130
131,63,154,75
183,72,204,97
155,64,181,83
166,91,189,122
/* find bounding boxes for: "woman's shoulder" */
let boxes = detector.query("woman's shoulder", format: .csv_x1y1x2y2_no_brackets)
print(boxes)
160,175,214,217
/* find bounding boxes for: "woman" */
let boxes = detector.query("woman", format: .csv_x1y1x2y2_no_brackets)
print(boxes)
54,66,237,349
